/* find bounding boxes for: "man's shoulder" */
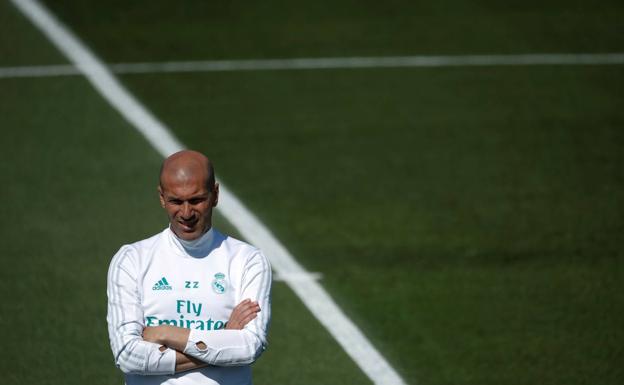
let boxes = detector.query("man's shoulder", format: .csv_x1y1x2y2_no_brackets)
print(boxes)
213,230,271,277
213,228,261,257
110,228,167,264
128,228,167,251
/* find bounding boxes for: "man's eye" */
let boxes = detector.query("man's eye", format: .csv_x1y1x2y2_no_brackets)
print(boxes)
189,198,205,205
169,199,183,205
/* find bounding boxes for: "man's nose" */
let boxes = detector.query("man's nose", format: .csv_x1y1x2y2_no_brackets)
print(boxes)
181,202,192,218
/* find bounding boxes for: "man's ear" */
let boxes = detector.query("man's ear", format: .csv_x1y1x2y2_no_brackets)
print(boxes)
212,183,220,207
158,185,166,208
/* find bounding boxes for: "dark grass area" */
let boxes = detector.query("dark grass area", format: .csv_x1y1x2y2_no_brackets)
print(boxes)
43,0,624,62
116,66,624,384
0,76,166,383
119,66,624,264
0,1,66,66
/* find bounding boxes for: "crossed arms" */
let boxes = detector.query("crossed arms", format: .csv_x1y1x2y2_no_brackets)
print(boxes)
107,245,271,376
142,299,260,373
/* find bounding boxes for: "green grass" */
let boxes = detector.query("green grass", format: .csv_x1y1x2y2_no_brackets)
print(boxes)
0,78,367,385
0,11,367,384
2,0,624,384
0,74,165,383
0,1,66,66
116,65,624,384
42,0,624,62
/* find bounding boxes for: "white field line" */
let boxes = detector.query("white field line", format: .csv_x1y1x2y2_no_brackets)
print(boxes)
10,0,407,384
2,52,624,79
0,64,80,78
272,272,323,282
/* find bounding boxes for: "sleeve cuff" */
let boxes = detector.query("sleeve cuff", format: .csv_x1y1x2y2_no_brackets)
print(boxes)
147,345,177,375
183,328,209,356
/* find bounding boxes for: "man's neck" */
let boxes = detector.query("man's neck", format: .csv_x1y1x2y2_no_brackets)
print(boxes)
171,226,214,257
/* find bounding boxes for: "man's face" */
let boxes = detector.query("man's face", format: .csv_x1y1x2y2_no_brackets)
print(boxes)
159,177,219,241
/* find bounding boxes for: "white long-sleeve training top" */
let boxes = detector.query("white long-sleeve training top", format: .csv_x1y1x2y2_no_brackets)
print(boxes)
107,227,272,385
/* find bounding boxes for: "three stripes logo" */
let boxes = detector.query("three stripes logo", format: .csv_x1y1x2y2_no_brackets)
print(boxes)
152,277,172,291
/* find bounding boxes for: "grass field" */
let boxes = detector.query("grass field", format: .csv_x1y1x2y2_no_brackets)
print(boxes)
1,1,623,384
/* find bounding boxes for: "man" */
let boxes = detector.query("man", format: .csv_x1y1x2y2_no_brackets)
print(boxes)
107,150,272,385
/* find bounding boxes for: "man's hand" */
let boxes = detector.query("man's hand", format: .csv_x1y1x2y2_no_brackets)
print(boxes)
226,299,260,330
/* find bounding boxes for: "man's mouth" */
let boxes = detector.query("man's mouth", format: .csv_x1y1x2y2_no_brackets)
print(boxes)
178,220,198,231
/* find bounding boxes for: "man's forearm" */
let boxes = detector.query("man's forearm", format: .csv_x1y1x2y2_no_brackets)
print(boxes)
145,326,208,372
144,325,262,366
143,300,259,353
142,299,261,369
175,351,208,373
144,325,190,352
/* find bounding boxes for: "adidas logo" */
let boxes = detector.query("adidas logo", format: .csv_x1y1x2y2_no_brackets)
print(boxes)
152,277,172,291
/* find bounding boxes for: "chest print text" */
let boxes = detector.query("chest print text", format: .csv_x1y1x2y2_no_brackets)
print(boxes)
145,299,227,330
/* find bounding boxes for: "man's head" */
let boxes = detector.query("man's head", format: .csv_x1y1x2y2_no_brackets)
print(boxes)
158,150,219,241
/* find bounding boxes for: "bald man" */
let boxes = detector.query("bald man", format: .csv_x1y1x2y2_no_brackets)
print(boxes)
107,150,272,385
